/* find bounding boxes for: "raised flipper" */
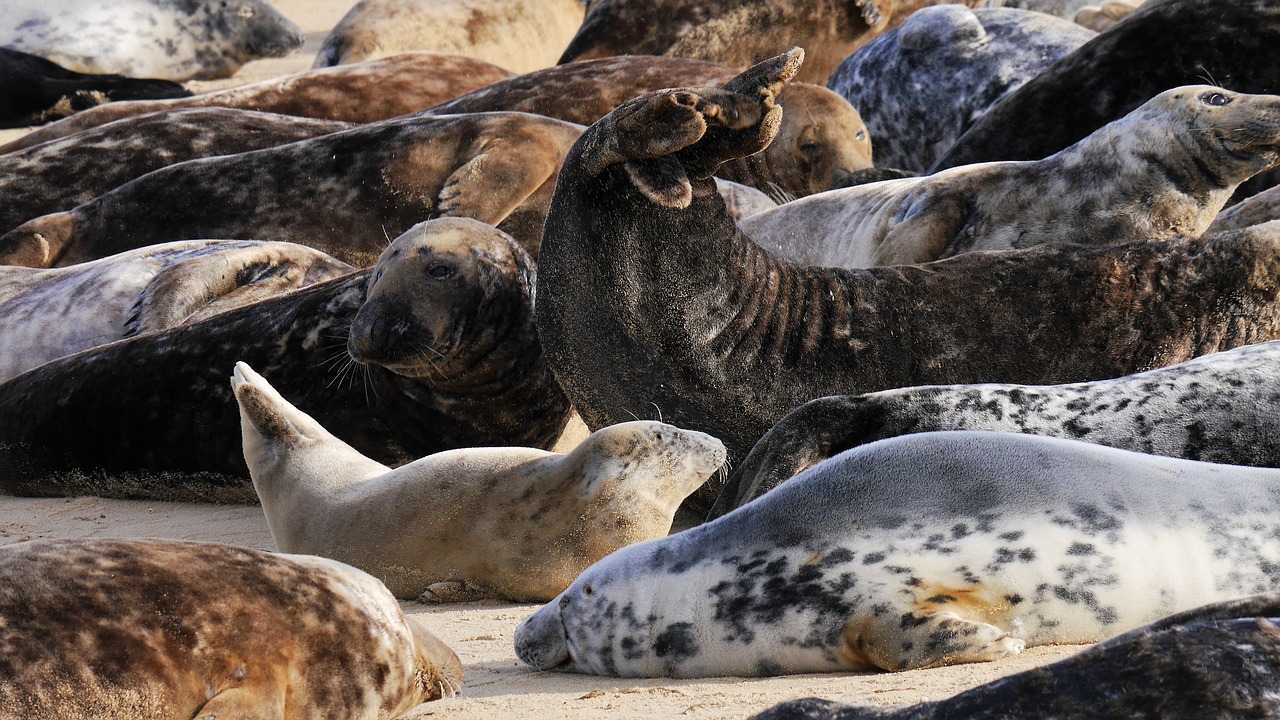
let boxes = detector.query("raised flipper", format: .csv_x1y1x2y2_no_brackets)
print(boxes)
870,194,971,266
840,608,1025,671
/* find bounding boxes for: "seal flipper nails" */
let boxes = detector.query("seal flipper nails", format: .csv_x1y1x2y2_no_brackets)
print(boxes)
839,610,1024,671
419,580,493,603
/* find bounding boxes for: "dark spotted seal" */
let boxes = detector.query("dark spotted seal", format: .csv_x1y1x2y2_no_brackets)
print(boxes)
0,240,352,382
0,0,304,81
740,85,1280,268
515,431,1280,677
712,338,1280,517
932,0,1280,170
0,538,461,718
315,0,585,74
0,52,514,153
0,112,584,268
0,219,570,501
0,108,351,235
827,5,1093,172
534,50,1280,477
234,361,726,602
0,47,189,129
751,592,1280,718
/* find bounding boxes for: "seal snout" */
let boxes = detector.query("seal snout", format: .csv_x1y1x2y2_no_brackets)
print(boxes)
514,602,572,672
347,304,431,367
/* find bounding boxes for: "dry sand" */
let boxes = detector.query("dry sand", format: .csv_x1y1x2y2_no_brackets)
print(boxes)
0,1,1089,717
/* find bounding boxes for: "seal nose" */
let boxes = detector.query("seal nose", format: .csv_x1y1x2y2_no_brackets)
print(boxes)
514,602,572,671
348,310,396,363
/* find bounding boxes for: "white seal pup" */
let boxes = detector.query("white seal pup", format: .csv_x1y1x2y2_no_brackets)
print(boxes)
0,538,461,718
516,431,1280,677
0,240,352,382
740,85,1280,268
232,361,727,603
0,0,304,81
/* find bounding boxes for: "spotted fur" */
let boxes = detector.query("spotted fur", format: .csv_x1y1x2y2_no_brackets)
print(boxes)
517,431,1280,677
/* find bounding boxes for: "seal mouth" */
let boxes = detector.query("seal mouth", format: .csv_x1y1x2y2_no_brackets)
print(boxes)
514,599,573,672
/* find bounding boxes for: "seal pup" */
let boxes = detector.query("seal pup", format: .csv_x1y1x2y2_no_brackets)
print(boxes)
0,240,352,382
315,0,585,74
0,47,189,129
0,109,351,234
827,6,1094,172
0,538,460,719
515,431,1280,677
0,52,514,153
0,219,570,501
712,339,1280,517
0,0,304,81
932,0,1280,170
233,362,726,603
751,592,1280,719
739,85,1280,267
534,50,1280,473
422,55,872,199
0,112,584,268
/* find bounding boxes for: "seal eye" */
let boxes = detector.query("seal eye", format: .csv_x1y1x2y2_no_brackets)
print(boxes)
427,263,455,280
1201,91,1232,107
855,130,866,142
582,584,594,596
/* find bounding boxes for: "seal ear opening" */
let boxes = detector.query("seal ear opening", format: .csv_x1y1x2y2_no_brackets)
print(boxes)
624,157,693,209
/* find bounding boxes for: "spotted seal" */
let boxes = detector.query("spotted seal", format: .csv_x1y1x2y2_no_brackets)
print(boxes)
0,109,351,235
0,538,461,718
421,55,872,200
515,430,1280,677
0,240,352,383
0,112,584,268
932,0,1280,170
0,52,514,153
315,0,584,74
739,85,1280,268
233,362,725,603
752,592,1280,718
0,218,570,501
827,6,1093,172
712,339,1280,518
0,0,304,81
534,50,1280,478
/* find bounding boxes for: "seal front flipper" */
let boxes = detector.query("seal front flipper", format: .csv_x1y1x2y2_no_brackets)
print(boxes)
870,193,972,266
419,579,498,603
437,140,561,224
841,609,1025,671
0,211,78,268
190,684,285,719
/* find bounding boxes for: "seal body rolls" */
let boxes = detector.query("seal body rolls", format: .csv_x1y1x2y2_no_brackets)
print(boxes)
0,219,570,501
515,431,1280,677
233,362,726,602
0,538,461,719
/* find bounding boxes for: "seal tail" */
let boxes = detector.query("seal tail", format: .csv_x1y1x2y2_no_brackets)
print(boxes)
0,212,78,267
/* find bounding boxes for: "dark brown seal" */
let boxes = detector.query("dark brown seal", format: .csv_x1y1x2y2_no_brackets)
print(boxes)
422,54,872,199
0,218,571,501
0,113,583,268
750,593,1280,719
932,0,1280,170
0,108,351,235
0,538,461,719
535,49,1280,495
0,52,513,153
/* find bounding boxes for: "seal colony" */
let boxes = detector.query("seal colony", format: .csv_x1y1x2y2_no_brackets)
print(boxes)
233,362,726,602
0,219,570,501
0,538,461,719
534,51,1280,467
515,431,1280,677
712,338,1280,517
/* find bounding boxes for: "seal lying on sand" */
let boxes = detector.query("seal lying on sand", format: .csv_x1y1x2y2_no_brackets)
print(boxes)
534,50,1280,472
0,52,513,153
315,0,584,74
0,0,303,81
0,113,583,267
711,339,1280,517
422,55,871,200
827,5,1093,172
233,362,725,602
0,240,352,382
0,219,570,501
933,0,1280,170
0,47,189,129
739,85,1280,268
516,431,1280,677
0,538,460,719
0,109,350,234
752,592,1280,719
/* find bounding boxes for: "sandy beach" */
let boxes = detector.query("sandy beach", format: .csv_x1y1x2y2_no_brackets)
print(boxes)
0,1,1088,716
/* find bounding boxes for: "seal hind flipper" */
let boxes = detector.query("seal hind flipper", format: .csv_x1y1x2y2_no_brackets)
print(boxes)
437,141,561,224
841,609,1025,671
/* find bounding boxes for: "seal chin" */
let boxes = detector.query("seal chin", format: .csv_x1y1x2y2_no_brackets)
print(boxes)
514,601,573,672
